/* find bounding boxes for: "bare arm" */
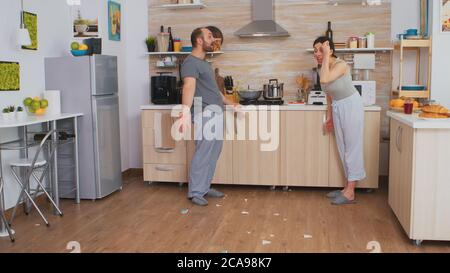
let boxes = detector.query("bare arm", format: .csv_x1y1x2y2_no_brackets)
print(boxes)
320,58,347,84
182,77,196,109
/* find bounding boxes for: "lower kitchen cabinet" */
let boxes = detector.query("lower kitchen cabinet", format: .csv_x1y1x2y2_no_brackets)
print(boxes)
142,108,380,188
232,110,281,185
388,117,450,243
281,111,329,187
328,111,380,188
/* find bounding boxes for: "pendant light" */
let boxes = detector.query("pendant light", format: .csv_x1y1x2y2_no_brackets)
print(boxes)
17,0,31,46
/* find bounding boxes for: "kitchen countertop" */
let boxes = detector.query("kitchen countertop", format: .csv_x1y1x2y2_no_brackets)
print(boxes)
387,111,450,129
141,104,382,111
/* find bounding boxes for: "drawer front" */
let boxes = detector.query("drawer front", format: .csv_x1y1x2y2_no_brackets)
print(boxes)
142,109,182,128
144,164,187,182
142,126,186,147
143,145,187,164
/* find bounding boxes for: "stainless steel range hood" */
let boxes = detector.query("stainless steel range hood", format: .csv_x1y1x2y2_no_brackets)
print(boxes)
234,0,290,38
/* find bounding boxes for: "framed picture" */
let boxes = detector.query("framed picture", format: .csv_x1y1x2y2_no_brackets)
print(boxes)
108,1,121,41
441,0,450,33
22,11,37,50
0,62,20,91
420,0,429,37
72,7,99,39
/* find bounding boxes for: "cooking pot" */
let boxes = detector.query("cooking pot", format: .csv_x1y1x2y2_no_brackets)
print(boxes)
263,79,284,100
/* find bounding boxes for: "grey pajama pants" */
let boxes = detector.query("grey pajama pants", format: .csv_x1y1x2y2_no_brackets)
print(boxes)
332,92,366,182
188,109,224,198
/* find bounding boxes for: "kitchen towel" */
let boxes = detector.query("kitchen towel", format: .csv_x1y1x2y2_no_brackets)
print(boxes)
154,112,176,150
43,90,61,115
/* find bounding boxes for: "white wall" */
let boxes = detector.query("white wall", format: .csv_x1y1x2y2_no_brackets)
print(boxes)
0,0,148,210
430,0,450,108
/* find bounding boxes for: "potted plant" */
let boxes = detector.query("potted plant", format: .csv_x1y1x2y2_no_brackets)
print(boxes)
145,36,156,52
16,106,26,120
1,106,14,120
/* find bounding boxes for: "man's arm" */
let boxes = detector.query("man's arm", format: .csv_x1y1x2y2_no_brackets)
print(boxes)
182,77,196,108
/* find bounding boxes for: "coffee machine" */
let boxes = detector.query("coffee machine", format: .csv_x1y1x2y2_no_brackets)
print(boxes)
151,72,181,104
307,66,327,105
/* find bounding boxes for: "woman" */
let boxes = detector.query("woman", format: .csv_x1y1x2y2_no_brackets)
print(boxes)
313,36,366,205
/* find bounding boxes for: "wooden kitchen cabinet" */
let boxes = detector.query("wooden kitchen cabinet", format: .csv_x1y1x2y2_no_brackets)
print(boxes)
388,116,450,244
388,119,414,235
232,110,281,185
281,111,329,187
328,111,381,189
142,110,187,183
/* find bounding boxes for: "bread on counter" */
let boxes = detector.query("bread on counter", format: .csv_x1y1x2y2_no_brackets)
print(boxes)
419,112,449,119
422,105,449,114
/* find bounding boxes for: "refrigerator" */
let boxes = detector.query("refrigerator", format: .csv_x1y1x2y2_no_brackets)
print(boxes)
45,55,122,200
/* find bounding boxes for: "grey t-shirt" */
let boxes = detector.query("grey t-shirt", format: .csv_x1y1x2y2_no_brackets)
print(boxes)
181,55,224,111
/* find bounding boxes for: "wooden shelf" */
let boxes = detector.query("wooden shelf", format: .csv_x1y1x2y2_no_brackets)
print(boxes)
146,51,224,57
393,90,430,99
392,38,432,99
394,39,431,49
306,48,393,53
161,3,206,9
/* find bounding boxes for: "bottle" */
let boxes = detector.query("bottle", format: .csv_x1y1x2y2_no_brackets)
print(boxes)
325,21,333,42
168,27,174,52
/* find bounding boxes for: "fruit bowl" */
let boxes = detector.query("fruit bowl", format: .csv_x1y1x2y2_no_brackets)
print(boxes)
71,49,88,57
26,106,47,116
23,97,48,116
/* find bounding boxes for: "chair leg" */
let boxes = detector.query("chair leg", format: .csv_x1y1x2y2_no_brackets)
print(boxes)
9,170,28,225
0,212,15,242
10,167,50,226
32,171,63,216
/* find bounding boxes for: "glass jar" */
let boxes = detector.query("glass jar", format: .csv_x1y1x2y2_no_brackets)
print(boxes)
173,38,182,52
358,37,367,48
348,36,358,49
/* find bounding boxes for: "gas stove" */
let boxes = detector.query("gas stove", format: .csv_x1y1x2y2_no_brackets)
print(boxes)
239,99,284,106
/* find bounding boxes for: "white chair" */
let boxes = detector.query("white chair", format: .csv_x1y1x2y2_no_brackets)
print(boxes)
0,178,15,242
9,130,63,227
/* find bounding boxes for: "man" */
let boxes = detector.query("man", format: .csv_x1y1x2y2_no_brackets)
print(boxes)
178,27,239,206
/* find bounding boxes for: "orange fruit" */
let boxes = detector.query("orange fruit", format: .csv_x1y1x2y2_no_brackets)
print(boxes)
35,108,46,115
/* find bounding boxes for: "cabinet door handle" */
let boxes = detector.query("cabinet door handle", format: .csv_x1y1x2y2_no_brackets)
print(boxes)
396,126,402,153
399,127,403,153
155,165,175,172
155,147,175,153
322,114,327,136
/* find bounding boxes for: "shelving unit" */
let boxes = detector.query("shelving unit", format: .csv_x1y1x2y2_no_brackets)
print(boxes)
146,51,224,57
306,48,394,53
161,3,206,9
392,39,432,99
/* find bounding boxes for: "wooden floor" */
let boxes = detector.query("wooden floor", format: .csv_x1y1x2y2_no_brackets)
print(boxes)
1,174,450,253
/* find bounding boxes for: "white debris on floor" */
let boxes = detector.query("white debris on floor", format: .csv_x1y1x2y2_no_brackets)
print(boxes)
35,224,40,227
241,211,250,215
283,218,288,222
246,231,252,234
244,198,248,202
303,234,313,239
262,240,271,245
220,250,228,253
270,234,275,238
216,204,222,207
180,209,189,214
273,213,280,216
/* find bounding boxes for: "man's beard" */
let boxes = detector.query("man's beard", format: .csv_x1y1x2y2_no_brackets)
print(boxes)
202,42,214,52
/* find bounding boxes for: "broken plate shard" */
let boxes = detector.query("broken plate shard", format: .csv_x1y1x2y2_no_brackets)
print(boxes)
303,234,313,239
262,240,271,245
241,211,250,215
180,209,189,214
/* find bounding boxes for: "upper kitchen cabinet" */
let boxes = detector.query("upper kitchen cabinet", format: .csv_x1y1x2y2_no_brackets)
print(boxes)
281,111,330,187
233,110,281,186
328,110,380,189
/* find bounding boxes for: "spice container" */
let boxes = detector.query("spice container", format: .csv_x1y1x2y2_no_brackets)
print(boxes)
358,37,367,48
348,36,358,49
173,38,182,52
366,32,375,48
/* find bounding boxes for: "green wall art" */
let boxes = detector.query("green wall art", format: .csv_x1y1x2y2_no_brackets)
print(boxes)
22,11,38,50
0,62,20,91
108,1,121,41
